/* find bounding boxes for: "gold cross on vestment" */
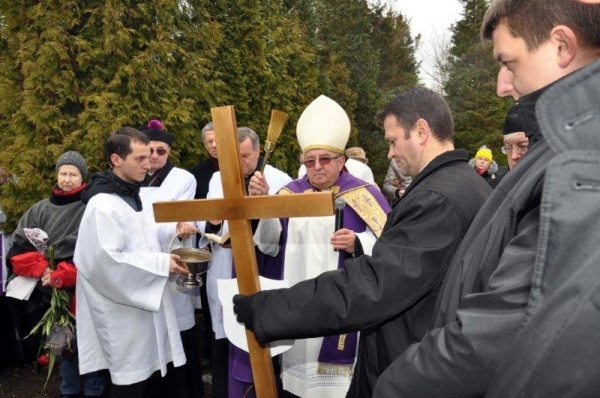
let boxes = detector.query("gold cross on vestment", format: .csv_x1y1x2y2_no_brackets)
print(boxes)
153,105,334,397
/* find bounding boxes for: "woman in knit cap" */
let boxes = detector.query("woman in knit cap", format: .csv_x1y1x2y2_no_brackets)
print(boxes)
469,145,505,188
6,151,106,398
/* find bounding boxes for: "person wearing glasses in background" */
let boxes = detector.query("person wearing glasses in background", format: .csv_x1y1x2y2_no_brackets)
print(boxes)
501,104,529,170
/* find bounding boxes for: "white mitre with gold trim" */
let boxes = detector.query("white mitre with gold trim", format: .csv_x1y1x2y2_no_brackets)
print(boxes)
297,95,351,156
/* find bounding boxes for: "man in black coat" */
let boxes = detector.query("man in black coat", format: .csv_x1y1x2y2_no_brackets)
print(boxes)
189,122,219,200
365,1,600,397
485,0,600,396
233,87,491,397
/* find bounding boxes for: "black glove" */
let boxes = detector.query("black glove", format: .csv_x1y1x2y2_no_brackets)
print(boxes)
233,293,257,332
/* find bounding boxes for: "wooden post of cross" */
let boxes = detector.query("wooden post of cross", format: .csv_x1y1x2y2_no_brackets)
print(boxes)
153,105,334,397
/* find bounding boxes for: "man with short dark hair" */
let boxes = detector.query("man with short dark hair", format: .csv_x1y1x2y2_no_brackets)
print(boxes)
233,88,490,397
75,127,189,397
486,0,600,394
366,1,600,396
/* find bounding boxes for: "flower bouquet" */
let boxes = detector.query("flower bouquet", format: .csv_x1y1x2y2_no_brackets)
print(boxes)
24,228,76,389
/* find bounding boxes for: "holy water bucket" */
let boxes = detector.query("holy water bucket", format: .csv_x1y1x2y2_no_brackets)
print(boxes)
169,233,212,290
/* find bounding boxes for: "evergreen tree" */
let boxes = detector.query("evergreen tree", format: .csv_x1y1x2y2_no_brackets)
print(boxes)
207,0,320,177
0,0,419,229
309,0,418,184
366,1,419,182
443,0,512,164
0,1,220,231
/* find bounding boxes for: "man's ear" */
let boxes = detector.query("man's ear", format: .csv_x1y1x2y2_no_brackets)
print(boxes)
110,153,122,167
414,119,430,145
551,25,578,69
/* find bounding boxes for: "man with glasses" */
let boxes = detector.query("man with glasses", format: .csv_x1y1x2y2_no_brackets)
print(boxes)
501,104,529,169
242,95,390,397
236,89,488,397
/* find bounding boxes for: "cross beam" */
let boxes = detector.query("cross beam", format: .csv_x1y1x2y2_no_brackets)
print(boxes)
153,106,334,397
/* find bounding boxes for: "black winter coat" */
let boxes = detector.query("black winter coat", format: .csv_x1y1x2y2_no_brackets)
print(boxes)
249,149,491,397
372,84,555,397
486,60,600,397
188,157,218,199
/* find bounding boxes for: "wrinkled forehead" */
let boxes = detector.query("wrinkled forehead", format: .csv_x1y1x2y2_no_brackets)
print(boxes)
305,149,338,159
57,164,81,174
203,130,216,142
504,131,529,145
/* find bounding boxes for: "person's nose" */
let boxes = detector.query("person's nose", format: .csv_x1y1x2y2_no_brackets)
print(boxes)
387,146,394,160
497,69,517,100
314,159,325,170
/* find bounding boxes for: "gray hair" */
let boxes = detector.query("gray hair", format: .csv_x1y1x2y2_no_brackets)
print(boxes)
237,127,260,150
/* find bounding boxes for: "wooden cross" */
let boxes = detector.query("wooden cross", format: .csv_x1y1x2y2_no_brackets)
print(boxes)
153,106,334,397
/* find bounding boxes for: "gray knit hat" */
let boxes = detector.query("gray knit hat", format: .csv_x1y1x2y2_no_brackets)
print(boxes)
55,151,88,180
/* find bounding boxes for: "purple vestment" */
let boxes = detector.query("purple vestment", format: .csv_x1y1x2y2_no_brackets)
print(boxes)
229,171,390,395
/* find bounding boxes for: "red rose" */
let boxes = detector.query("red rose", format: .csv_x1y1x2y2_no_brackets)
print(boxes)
38,353,50,366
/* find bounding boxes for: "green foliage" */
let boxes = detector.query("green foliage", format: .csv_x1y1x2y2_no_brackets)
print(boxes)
0,0,221,231
443,0,512,165
309,0,418,184
206,0,321,177
0,1,419,231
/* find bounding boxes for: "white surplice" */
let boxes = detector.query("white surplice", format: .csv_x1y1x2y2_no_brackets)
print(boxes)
202,165,292,339
140,167,198,331
75,193,185,385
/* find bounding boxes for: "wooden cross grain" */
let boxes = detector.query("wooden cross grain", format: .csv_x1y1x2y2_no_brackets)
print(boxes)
153,105,334,398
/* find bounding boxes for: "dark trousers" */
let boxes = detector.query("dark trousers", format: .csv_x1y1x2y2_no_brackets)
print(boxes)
6,294,47,365
211,338,229,398
159,328,204,398
111,370,161,398
199,273,213,364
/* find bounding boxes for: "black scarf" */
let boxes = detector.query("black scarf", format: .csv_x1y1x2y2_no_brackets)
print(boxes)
82,169,143,211
243,157,264,190
143,161,175,187
513,84,549,145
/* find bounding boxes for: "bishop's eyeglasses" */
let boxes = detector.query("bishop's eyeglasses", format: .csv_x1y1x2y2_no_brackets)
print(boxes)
303,155,340,168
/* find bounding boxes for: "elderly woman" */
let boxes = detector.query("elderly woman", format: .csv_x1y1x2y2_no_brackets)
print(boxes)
6,151,105,398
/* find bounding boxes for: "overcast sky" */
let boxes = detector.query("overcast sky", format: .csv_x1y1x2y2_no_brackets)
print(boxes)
383,0,464,88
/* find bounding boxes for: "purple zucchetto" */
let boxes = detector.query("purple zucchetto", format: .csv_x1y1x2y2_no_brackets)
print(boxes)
138,119,174,146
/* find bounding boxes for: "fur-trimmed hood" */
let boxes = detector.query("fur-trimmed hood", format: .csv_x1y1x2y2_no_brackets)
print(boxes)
468,158,499,175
